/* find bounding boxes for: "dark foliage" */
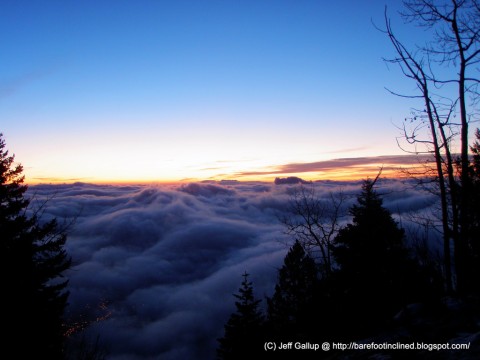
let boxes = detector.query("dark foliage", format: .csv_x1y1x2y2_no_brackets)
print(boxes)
217,272,264,360
219,177,449,357
266,240,320,341
0,133,71,359
461,128,480,294
332,178,437,335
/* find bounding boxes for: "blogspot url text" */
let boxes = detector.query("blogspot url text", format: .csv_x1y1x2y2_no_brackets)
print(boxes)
264,341,471,352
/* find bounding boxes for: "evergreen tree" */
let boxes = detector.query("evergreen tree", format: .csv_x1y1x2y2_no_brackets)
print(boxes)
266,240,319,340
0,133,71,359
332,177,420,334
217,272,264,360
470,129,480,243
463,128,480,293
334,178,407,274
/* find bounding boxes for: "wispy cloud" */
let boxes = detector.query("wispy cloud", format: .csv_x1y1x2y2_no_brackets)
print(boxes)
324,146,371,154
32,177,93,183
0,69,55,100
234,154,434,178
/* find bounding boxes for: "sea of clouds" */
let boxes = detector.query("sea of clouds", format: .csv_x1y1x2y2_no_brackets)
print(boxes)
27,179,440,359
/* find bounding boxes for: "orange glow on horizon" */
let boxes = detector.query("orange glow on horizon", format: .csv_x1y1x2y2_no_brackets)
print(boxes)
23,160,420,185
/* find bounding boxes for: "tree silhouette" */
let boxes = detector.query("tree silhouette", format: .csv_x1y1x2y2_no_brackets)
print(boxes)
217,272,264,360
280,186,346,278
461,128,480,293
0,133,71,359
469,129,480,243
381,0,480,294
332,176,420,334
266,240,319,341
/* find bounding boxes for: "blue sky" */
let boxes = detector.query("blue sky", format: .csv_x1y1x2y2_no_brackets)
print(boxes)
0,0,425,183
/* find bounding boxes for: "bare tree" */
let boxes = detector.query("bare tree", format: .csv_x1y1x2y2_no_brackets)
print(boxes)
280,185,347,278
381,0,480,293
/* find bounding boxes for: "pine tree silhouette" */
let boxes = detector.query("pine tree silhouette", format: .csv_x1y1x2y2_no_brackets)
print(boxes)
463,128,480,293
217,272,264,360
0,133,71,359
266,240,319,341
333,177,413,334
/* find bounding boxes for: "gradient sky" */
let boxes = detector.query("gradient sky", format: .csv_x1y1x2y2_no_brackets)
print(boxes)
0,0,427,183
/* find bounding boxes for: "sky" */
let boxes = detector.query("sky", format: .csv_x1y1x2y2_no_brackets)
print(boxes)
0,0,430,183
30,180,440,359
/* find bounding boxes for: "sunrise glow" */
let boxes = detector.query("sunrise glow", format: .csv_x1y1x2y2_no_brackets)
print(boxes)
2,1,422,185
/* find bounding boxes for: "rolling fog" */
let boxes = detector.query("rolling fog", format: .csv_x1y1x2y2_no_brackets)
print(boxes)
29,179,438,359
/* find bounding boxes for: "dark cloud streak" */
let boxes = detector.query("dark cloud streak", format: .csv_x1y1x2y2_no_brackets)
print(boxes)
235,154,434,177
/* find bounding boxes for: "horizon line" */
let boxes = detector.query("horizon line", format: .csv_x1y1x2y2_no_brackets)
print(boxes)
23,153,436,186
